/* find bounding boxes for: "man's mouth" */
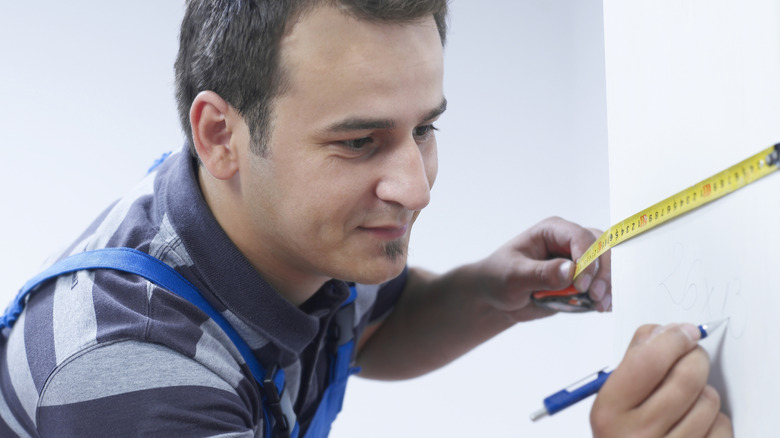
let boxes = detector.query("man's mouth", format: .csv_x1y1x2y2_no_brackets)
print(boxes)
359,223,409,240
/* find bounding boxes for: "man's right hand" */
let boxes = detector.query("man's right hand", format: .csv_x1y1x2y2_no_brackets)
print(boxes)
590,323,732,437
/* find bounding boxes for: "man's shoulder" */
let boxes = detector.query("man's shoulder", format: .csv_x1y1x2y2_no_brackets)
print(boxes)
4,271,260,432
33,337,259,437
14,267,209,369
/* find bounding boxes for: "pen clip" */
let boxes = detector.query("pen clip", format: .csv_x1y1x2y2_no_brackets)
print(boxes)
562,367,611,391
543,368,612,416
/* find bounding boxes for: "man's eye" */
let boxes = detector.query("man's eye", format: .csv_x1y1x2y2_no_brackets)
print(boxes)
342,137,373,150
413,124,438,141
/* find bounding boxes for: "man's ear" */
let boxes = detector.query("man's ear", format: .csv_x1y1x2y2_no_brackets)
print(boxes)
189,91,241,180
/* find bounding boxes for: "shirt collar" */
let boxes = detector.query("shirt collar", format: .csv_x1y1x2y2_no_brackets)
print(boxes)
158,146,349,355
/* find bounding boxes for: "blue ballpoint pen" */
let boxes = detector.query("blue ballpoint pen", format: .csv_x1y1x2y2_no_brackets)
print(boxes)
529,319,728,422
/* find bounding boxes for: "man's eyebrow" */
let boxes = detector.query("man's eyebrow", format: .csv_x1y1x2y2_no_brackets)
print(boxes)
324,118,396,133
422,97,448,123
323,97,448,134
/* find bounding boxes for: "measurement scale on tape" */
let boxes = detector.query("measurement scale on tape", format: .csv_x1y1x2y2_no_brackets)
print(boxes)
532,143,780,312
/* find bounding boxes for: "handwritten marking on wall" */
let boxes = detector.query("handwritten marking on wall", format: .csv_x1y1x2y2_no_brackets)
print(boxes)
657,243,747,338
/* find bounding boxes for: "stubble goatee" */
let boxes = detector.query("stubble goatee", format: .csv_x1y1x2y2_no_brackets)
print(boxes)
383,239,406,262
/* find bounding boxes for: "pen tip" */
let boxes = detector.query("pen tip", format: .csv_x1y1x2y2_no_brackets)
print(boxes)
530,408,549,422
700,318,729,339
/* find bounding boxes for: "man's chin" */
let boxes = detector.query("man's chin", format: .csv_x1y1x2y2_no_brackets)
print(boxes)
351,266,406,285
349,255,408,285
334,238,409,284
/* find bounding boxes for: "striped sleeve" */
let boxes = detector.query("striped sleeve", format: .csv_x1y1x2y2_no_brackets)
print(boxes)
35,340,259,438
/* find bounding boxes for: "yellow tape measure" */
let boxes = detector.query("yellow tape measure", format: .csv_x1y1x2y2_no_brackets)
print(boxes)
532,143,780,312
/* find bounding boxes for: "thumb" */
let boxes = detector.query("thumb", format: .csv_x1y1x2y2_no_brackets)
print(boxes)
521,258,575,291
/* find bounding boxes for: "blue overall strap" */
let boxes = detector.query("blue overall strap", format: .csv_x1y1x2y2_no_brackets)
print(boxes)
304,286,360,438
1,247,298,438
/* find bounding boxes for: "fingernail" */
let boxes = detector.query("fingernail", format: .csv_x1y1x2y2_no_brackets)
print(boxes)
648,323,701,345
590,279,606,301
650,324,666,339
574,273,593,292
599,293,611,312
680,323,701,343
559,260,574,282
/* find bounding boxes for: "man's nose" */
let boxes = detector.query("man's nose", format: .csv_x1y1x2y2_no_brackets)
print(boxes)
375,139,433,211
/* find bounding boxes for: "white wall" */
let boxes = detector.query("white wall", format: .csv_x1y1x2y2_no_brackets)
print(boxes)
0,1,182,284
0,1,611,436
604,1,780,436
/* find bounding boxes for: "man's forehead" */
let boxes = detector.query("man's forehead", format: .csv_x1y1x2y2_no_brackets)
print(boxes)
280,4,441,69
271,3,444,134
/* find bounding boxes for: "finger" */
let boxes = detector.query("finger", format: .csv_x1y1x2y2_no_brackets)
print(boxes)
641,346,711,436
584,228,612,311
524,217,598,263
666,385,722,438
590,324,661,436
513,257,576,292
573,258,598,292
598,293,612,313
524,217,600,290
597,323,701,411
706,413,733,438
570,228,602,292
628,323,660,347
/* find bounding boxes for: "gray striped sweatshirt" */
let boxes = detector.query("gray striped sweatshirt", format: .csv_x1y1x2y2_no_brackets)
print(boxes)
0,148,404,437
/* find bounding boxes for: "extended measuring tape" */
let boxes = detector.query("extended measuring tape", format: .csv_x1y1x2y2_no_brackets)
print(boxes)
532,143,780,312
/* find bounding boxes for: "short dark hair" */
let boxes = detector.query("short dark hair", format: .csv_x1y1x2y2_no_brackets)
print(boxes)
175,0,449,157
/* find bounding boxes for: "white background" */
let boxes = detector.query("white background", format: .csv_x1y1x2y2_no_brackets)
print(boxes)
0,1,613,437
604,1,780,436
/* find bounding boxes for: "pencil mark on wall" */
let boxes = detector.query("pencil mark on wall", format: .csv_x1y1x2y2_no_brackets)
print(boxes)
681,259,703,311
658,243,685,304
657,243,746,339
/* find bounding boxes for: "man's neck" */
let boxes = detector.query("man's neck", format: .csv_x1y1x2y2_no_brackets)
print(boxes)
197,166,326,306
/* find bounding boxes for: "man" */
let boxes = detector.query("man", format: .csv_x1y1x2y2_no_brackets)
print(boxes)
0,1,730,436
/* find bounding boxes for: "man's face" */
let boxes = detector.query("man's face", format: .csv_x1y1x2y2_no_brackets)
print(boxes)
235,6,445,290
